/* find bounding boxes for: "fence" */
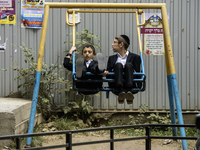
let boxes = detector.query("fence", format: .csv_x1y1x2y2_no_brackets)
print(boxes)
0,124,197,150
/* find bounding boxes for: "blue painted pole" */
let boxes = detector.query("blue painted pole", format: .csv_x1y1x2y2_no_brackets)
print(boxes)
26,4,50,146
167,75,177,137
26,71,41,145
171,74,187,150
161,5,188,149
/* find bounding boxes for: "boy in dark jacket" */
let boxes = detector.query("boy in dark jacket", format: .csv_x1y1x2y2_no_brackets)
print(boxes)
63,45,105,95
103,35,141,104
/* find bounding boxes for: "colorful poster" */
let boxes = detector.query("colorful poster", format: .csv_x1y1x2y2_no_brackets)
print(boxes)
0,0,16,24
141,13,169,55
21,0,44,28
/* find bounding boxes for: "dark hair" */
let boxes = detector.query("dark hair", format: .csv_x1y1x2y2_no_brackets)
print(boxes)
82,45,96,54
115,35,130,49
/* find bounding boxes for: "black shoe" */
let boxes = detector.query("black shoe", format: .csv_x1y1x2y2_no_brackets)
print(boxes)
118,92,126,104
126,91,134,104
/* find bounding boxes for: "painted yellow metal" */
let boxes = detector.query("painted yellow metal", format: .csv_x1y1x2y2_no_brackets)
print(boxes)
137,10,145,26
76,10,137,13
66,10,73,26
161,6,176,75
36,4,49,72
72,10,75,46
45,3,165,9
66,10,76,46
135,11,143,53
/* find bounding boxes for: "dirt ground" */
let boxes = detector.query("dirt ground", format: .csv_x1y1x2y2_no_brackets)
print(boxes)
41,133,196,150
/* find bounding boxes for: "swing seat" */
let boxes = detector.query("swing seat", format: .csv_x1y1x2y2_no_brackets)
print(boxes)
72,52,146,98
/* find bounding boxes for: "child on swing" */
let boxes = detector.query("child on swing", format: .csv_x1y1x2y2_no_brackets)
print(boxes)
63,45,106,95
103,35,141,104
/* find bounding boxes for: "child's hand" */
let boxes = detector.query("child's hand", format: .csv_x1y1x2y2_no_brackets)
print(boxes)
103,71,109,77
69,46,76,54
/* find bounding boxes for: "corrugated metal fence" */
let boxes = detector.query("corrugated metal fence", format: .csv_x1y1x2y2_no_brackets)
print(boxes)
0,0,199,111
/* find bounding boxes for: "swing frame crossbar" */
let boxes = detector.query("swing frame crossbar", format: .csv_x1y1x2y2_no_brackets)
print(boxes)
26,2,189,150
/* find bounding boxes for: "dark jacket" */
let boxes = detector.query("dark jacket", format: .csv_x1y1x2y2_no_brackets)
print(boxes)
63,57,100,75
106,52,141,72
63,57,102,95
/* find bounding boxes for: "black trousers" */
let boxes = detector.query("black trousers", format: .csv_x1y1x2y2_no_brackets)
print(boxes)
108,62,135,95
115,62,133,87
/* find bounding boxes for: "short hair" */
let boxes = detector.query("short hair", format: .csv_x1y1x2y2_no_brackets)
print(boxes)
115,35,130,49
82,45,96,54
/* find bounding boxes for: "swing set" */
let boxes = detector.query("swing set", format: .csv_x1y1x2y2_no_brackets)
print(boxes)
26,2,189,150
65,9,146,98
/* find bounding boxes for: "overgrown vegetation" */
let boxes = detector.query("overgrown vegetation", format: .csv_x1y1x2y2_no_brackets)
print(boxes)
12,44,69,120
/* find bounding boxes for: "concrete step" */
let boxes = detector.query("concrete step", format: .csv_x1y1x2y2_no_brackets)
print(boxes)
0,98,43,147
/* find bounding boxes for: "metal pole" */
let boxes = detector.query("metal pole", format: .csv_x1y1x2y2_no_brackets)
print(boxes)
45,3,165,9
66,132,72,150
167,76,177,137
16,137,20,149
161,5,188,150
110,129,114,150
26,4,50,146
135,11,143,53
145,126,151,150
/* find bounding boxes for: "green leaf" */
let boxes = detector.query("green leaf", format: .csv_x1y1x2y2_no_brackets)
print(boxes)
42,98,49,103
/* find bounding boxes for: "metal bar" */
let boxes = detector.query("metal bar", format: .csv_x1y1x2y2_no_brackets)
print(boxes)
0,124,195,140
110,129,114,150
146,126,151,150
45,3,165,9
161,5,188,149
26,4,50,146
76,10,137,13
140,52,145,74
66,133,69,150
16,137,20,149
0,124,197,150
167,76,177,137
135,11,142,53
66,132,72,150
2,124,197,138
71,10,76,81
162,7,175,75
72,11,75,46
139,10,146,26
172,74,188,149
66,10,73,26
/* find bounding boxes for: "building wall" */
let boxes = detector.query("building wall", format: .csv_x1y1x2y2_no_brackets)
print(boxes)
0,0,199,111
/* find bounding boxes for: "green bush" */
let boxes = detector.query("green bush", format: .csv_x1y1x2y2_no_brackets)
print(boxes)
13,43,69,119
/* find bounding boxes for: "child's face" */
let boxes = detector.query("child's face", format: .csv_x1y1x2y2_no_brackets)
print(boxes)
112,39,121,53
82,47,95,62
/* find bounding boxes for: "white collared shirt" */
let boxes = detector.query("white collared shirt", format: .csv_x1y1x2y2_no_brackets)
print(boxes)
86,59,93,68
116,51,129,68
